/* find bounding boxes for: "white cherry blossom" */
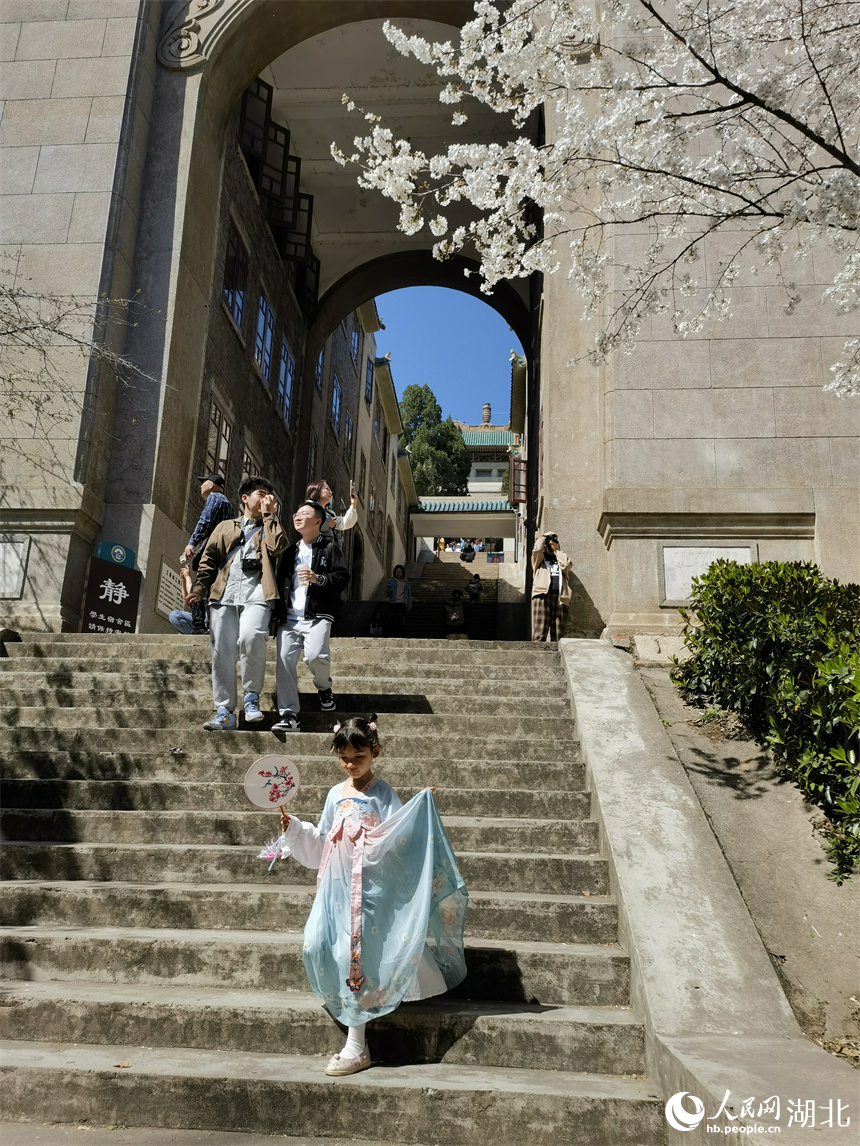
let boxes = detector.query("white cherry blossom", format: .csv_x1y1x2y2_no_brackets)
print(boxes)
333,0,860,395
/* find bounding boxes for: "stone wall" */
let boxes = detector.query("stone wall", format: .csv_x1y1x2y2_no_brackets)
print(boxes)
542,219,860,637
0,0,160,631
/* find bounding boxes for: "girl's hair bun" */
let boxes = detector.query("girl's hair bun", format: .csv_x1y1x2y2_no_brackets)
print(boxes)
331,714,380,752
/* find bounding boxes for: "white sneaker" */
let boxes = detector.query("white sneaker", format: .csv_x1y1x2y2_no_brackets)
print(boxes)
243,692,264,723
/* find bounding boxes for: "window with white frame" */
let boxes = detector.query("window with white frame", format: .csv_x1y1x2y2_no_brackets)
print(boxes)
330,373,342,434
365,358,373,404
351,328,362,364
254,292,275,382
277,338,295,424
206,398,232,480
358,450,367,502
314,347,324,391
242,445,261,480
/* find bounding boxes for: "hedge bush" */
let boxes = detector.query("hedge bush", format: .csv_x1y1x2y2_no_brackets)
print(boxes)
670,560,860,884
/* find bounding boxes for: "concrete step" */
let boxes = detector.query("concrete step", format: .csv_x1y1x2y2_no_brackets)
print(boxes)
4,639,556,667
0,843,608,895
0,1041,664,1145
0,981,646,1075
0,810,599,855
0,689,568,718
0,658,563,684
0,781,590,821
0,879,617,942
0,709,574,737
0,1125,398,1146
0,927,631,1006
0,673,568,700
1,752,584,790
0,728,581,759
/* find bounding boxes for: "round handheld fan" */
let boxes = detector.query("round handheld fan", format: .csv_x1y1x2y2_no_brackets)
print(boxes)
244,755,301,810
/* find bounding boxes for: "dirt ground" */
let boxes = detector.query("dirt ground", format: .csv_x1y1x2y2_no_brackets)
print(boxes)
637,663,860,1069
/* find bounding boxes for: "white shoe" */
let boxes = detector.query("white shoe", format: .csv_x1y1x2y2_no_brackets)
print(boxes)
324,1048,371,1076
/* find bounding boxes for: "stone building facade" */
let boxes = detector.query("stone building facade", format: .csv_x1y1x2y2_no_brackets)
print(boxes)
0,1,856,638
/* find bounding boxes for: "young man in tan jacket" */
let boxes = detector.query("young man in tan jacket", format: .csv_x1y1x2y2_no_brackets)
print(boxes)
187,477,287,729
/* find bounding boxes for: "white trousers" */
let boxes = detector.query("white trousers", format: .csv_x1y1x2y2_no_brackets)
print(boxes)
209,601,271,711
276,616,332,715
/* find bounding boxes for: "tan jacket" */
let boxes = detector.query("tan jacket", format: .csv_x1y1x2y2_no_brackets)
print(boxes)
192,513,288,603
531,536,573,605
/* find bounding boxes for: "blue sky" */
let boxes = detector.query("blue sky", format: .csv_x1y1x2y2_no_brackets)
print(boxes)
374,287,524,426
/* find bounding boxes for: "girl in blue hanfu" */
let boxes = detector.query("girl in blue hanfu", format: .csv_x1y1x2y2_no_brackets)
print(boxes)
259,714,468,1077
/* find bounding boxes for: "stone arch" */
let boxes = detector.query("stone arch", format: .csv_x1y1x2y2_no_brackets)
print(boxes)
109,0,537,617
309,251,531,365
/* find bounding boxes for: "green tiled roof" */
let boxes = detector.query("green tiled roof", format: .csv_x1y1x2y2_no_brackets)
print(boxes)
416,499,512,513
460,430,516,446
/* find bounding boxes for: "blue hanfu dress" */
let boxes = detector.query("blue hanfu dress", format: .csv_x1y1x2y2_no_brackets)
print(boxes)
259,780,468,1027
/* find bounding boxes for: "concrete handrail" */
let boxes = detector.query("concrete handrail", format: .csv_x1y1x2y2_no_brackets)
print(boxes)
559,640,855,1146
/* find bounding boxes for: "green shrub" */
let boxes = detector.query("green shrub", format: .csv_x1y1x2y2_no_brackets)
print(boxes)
670,561,860,884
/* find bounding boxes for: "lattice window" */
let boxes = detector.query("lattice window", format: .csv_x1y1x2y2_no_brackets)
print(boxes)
351,328,362,365
344,410,354,460
314,347,325,391
358,450,367,502
254,292,275,382
206,398,232,480
365,359,373,404
307,426,318,482
222,222,248,329
277,339,295,425
242,446,261,481
330,374,342,435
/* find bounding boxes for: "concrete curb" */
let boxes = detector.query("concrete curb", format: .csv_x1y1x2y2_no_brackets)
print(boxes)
558,640,856,1146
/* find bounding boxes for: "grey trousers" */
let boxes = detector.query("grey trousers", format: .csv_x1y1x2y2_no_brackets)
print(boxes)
276,615,333,715
209,601,272,711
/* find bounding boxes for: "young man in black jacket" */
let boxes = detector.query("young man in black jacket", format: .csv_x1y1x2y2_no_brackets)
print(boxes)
271,500,349,733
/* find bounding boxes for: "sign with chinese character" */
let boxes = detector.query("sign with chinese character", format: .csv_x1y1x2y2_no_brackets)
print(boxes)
79,556,142,634
156,560,185,620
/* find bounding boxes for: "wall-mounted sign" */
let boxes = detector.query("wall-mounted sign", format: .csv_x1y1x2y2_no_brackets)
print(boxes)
156,560,185,620
0,534,31,599
97,541,136,569
80,556,142,634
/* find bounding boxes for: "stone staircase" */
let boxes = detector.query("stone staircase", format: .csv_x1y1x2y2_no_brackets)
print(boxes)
0,633,664,1145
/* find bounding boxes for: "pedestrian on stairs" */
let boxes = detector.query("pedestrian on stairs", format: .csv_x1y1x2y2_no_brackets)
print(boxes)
384,564,412,636
270,501,349,733
531,531,573,642
306,479,358,541
258,715,468,1076
188,478,287,730
181,472,235,634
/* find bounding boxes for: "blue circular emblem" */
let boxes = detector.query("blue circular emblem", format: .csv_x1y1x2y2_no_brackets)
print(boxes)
111,545,127,564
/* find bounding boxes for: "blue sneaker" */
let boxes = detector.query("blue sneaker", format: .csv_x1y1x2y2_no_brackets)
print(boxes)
243,692,264,723
203,706,238,731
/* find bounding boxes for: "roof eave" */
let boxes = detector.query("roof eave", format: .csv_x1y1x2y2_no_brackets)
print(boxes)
374,356,404,435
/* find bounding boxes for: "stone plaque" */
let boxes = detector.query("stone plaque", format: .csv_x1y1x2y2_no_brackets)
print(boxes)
0,534,31,599
662,546,752,606
156,560,185,619
80,556,142,634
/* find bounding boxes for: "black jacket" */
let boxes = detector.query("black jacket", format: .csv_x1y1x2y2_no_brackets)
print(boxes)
273,532,350,624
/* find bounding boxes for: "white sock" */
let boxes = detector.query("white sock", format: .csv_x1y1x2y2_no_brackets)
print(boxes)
341,1023,366,1058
